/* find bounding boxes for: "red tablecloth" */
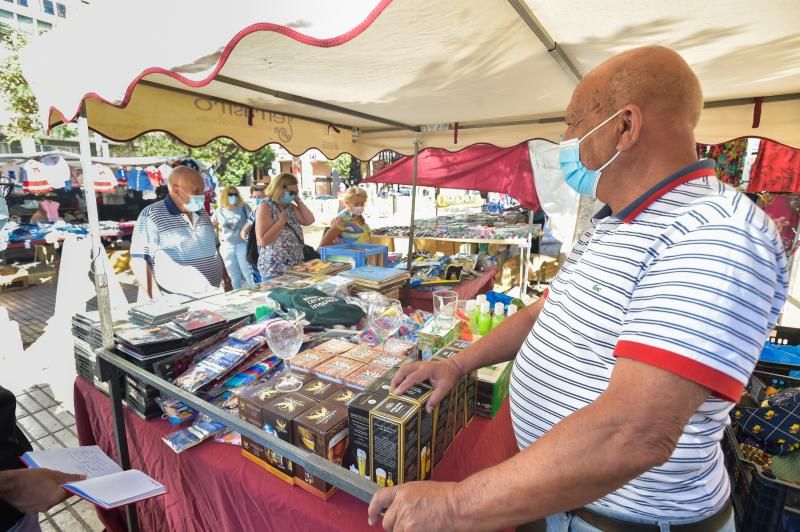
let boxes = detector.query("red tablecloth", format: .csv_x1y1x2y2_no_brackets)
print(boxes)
402,267,497,312
74,376,517,532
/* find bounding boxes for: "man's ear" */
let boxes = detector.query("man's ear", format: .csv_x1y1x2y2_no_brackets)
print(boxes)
617,105,642,151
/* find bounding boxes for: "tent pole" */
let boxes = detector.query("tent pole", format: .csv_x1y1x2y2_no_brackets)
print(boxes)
406,136,421,272
521,209,534,299
78,108,114,350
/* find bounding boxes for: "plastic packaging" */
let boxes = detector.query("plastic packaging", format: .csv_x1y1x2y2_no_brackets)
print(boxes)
162,418,227,453
477,301,492,336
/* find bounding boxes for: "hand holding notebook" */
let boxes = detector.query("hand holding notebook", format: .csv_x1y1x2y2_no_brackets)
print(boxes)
21,446,166,509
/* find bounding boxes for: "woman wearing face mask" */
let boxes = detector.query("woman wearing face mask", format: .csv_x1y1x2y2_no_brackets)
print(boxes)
211,186,252,289
319,186,371,247
255,173,315,278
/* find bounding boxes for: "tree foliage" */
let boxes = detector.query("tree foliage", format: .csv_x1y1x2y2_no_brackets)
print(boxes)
0,30,41,140
328,153,363,188
128,133,275,187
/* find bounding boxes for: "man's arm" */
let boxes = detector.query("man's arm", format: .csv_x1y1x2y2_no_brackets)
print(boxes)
369,358,711,530
390,295,546,409
0,469,85,514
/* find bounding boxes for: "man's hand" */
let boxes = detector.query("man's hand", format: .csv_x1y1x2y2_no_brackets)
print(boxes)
390,359,461,413
2,469,85,514
368,481,459,532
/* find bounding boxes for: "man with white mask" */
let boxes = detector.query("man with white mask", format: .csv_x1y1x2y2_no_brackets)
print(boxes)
368,46,787,531
130,166,231,299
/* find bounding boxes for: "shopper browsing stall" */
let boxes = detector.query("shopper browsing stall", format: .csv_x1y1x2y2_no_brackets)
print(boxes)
130,166,231,299
0,386,85,531
254,173,315,278
370,46,788,531
211,185,252,289
241,183,267,284
319,186,372,247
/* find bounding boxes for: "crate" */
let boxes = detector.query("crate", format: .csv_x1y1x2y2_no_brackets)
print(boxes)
319,243,389,268
722,425,800,532
762,327,800,378
749,371,800,404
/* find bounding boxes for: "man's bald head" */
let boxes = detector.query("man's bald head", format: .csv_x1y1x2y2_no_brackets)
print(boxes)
168,165,204,191
581,46,703,128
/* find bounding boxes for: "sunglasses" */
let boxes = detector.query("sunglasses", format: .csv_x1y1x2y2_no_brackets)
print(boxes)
283,190,298,197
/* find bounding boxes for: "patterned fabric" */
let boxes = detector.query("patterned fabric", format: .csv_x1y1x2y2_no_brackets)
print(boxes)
332,210,372,244
702,139,747,186
510,159,788,520
733,390,800,455
256,199,304,278
748,139,800,193
130,195,223,296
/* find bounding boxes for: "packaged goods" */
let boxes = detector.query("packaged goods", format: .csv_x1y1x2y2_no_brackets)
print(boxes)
370,397,419,486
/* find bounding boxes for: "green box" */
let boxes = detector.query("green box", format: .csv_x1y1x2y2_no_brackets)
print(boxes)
476,362,512,418
418,319,460,360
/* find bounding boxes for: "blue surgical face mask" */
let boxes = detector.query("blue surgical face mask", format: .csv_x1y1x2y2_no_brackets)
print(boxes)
184,194,206,212
282,192,296,205
228,195,239,206
557,109,624,198
251,198,263,207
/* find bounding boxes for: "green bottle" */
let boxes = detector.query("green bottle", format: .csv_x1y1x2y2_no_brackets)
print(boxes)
466,300,479,335
477,301,492,336
491,302,505,330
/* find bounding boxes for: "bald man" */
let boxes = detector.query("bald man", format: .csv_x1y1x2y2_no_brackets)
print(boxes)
369,47,786,531
130,166,231,299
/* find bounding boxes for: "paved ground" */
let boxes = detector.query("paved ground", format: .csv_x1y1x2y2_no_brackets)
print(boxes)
15,385,105,532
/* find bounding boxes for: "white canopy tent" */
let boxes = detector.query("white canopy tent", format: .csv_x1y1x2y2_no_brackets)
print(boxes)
18,0,800,341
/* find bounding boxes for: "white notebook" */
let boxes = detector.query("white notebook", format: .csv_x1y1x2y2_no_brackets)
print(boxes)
22,446,166,509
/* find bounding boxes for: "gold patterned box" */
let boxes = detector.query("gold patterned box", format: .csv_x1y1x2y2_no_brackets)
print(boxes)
260,393,316,482
293,399,350,500
340,345,381,364
313,339,359,357
370,397,419,486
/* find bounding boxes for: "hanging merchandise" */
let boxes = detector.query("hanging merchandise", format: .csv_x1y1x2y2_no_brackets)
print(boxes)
115,167,129,186
158,163,173,182
704,138,747,186
748,140,800,193
144,165,164,188
127,167,153,191
20,160,52,194
40,155,70,190
92,164,118,193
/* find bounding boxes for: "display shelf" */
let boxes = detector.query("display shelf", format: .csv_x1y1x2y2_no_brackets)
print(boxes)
94,348,379,507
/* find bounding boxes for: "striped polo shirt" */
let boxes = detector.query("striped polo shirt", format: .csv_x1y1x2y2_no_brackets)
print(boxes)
509,159,787,520
130,195,223,296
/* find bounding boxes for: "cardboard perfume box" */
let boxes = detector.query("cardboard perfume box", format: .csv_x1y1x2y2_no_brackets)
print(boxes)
239,379,285,460
477,362,512,418
465,369,478,426
328,387,358,406
313,339,358,357
370,397,419,486
365,377,392,397
293,399,350,500
390,382,435,480
344,365,388,391
340,345,381,365
297,378,342,402
313,357,365,384
292,350,336,373
417,319,460,361
346,392,385,480
260,393,316,483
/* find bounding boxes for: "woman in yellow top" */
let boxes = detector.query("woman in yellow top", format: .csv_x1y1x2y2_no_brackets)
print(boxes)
320,186,371,247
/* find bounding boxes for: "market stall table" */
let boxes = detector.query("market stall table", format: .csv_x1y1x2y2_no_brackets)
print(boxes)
403,266,497,313
74,376,518,532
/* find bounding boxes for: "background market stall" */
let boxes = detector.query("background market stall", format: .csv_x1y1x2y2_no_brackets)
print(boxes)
17,0,800,529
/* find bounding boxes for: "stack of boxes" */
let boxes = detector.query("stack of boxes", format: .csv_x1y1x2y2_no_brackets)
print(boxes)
238,338,483,500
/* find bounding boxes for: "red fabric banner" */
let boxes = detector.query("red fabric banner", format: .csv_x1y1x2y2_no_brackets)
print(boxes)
363,143,540,211
748,140,800,193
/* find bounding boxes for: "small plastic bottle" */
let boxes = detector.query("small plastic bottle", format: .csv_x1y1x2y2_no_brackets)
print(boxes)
491,302,505,330
476,294,487,306
465,300,479,335
477,301,492,336
507,305,518,318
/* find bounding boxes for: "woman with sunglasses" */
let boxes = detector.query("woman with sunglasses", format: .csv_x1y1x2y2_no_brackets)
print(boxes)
254,173,314,278
211,185,252,289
